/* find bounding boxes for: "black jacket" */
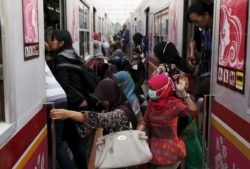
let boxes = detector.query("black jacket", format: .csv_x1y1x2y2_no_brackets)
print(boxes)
54,49,85,110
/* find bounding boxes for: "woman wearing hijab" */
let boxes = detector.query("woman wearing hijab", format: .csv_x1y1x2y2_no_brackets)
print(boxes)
138,74,198,169
153,41,195,77
113,71,143,123
50,78,138,137
153,41,196,137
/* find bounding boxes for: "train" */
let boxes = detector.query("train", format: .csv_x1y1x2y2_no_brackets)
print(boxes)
0,0,249,168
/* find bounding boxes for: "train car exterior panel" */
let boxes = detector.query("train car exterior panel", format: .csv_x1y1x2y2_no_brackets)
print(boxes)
209,0,250,168
0,107,47,168
210,101,250,168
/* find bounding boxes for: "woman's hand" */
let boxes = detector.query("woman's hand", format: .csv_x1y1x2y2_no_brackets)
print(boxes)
151,65,166,76
175,75,189,93
50,109,85,122
45,41,50,52
50,109,69,120
137,124,146,131
156,65,166,74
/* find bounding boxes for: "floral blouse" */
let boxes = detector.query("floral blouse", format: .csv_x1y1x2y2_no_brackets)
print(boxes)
76,109,130,138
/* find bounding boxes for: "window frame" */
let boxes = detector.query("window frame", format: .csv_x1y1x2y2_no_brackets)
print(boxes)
79,1,90,60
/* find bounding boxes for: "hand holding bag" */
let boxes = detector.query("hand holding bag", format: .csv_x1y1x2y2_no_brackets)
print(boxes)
95,124,152,169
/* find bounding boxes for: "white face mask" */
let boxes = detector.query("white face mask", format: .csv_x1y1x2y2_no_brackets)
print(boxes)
132,64,138,70
132,55,138,59
148,80,170,100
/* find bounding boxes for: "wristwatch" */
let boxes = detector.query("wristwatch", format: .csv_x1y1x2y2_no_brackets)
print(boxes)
183,93,190,100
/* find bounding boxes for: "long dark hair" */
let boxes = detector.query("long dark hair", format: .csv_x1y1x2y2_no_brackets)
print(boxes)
186,1,214,22
51,29,73,52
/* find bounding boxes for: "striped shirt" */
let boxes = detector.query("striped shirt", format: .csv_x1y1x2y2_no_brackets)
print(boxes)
45,63,67,108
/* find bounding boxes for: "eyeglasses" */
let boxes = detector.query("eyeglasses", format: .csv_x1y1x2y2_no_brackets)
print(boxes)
192,16,202,25
163,41,170,53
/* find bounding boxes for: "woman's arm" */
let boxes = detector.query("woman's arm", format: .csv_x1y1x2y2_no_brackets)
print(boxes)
50,109,84,122
175,75,198,112
50,108,130,138
137,105,150,131
137,124,146,131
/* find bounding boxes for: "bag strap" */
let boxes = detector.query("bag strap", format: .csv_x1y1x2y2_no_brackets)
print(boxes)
57,62,82,70
57,63,86,100
68,84,85,100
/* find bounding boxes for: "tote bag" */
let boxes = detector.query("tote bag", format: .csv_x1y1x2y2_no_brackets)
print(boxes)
184,116,202,169
95,127,152,169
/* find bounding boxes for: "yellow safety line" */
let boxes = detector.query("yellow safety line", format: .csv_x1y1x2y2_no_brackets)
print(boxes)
14,126,47,168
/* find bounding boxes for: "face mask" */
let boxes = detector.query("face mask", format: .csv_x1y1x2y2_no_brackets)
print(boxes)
148,80,171,100
148,89,157,100
132,64,138,70
132,55,138,59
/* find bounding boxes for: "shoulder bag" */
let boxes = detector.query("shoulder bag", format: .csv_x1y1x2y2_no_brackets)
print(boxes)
95,124,152,169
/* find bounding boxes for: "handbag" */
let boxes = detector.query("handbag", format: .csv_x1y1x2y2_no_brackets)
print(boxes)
184,116,202,169
95,124,152,169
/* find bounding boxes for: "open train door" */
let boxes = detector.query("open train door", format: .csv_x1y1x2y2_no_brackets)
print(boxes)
207,0,250,168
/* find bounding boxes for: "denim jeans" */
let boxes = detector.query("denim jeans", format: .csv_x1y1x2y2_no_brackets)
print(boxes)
54,102,75,169
55,120,75,169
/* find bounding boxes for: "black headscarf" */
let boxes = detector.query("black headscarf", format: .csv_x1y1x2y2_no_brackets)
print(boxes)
154,41,194,73
153,41,181,64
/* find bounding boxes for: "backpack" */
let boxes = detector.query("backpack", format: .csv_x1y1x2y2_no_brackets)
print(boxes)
57,62,99,109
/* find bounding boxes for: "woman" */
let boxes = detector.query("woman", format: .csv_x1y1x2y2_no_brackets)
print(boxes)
186,1,214,97
93,32,108,79
113,71,143,123
50,29,88,169
50,29,88,110
153,41,195,77
138,74,198,169
93,32,104,57
132,32,149,58
50,78,138,137
129,48,146,99
153,41,194,136
45,63,75,169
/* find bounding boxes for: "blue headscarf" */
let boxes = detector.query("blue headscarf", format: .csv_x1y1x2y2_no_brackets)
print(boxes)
113,71,138,106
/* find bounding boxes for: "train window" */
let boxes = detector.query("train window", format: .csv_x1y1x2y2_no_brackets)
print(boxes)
79,1,90,58
0,19,5,121
154,8,169,43
44,0,61,29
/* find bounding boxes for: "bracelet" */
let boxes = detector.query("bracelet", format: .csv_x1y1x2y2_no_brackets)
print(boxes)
183,93,190,100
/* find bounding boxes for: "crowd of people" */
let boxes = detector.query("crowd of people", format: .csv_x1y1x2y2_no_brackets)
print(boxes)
45,1,214,169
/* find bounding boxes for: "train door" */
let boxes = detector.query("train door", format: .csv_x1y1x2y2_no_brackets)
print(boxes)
44,0,66,30
208,0,250,168
43,0,67,168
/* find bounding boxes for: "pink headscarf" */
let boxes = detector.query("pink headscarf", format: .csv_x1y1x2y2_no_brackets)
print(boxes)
93,32,100,40
147,74,184,112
